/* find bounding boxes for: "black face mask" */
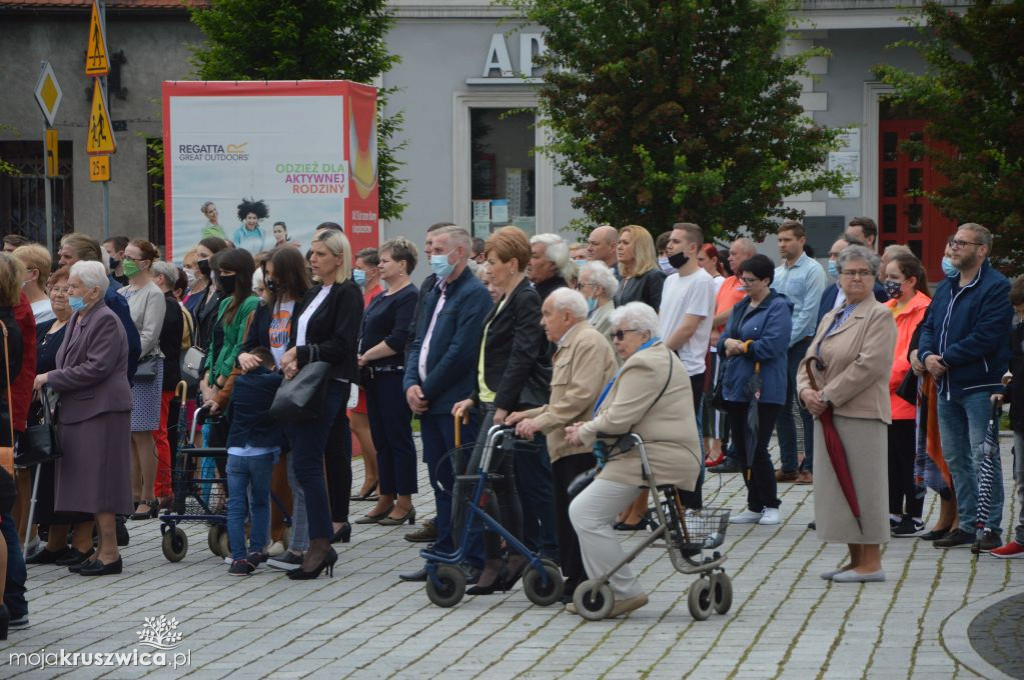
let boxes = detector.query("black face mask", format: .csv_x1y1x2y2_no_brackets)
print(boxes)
197,258,212,277
667,251,689,269
265,277,278,293
109,258,121,270
218,273,237,295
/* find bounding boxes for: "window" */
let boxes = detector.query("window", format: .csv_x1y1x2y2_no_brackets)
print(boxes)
146,138,165,249
469,108,536,238
0,140,73,249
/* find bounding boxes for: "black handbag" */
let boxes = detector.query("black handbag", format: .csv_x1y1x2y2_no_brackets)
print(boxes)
895,369,918,406
16,390,62,467
134,355,161,381
270,361,331,423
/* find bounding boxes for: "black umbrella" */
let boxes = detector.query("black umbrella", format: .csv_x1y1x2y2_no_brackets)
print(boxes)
743,363,763,481
975,401,1002,531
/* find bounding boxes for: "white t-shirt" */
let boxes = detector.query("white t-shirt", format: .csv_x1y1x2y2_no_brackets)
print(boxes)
296,286,330,347
659,268,716,376
31,298,55,325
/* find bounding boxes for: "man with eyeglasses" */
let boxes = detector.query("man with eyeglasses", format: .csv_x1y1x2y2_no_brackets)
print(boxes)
771,220,827,485
919,223,1012,552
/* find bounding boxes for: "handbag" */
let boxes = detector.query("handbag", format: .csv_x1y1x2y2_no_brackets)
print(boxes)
270,361,331,423
0,320,14,474
895,369,918,406
134,354,161,381
16,389,62,467
181,346,206,383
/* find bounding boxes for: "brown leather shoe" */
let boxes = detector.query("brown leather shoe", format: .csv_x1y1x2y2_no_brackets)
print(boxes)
775,469,799,482
794,470,813,485
403,521,437,543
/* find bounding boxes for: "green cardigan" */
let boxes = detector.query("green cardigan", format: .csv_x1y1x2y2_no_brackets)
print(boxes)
205,295,260,385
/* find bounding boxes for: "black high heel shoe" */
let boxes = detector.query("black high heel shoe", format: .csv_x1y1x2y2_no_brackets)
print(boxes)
466,559,509,596
287,547,338,580
330,523,352,544
0,604,9,641
613,509,659,531
500,555,529,591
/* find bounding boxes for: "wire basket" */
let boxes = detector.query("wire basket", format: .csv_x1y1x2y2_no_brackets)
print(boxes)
666,506,730,556
170,450,227,517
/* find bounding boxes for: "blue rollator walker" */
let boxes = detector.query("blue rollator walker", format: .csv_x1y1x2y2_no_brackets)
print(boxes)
421,424,564,608
572,433,733,622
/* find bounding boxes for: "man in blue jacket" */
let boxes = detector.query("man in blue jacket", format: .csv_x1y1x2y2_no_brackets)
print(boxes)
401,226,493,581
919,223,1012,551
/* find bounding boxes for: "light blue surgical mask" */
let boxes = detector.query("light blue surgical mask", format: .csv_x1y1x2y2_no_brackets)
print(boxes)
430,252,455,279
587,297,597,314
658,256,674,274
827,259,838,279
941,257,958,277
353,269,366,286
69,295,87,312
575,258,587,269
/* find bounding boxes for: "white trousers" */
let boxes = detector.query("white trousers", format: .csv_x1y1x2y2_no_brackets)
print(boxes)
568,478,646,599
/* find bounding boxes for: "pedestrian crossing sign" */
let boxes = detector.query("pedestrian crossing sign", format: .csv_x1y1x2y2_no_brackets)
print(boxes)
87,78,116,154
85,0,110,76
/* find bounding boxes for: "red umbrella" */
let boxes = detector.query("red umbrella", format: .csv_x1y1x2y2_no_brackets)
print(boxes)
804,357,863,533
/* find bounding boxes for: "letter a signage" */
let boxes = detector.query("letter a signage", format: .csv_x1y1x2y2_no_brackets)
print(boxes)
85,0,109,76
87,78,116,154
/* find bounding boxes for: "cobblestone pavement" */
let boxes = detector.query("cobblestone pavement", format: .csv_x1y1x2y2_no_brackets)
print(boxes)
1,436,1021,679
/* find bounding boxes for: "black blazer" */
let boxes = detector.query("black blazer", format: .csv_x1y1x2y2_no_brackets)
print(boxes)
287,281,362,382
475,278,549,412
242,300,272,352
614,268,666,312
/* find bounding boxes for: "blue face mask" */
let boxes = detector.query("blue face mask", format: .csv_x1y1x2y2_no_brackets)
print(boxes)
575,258,587,269
827,259,838,278
884,280,903,300
69,295,87,312
941,257,958,277
353,269,366,286
658,256,674,274
430,252,455,279
587,297,597,314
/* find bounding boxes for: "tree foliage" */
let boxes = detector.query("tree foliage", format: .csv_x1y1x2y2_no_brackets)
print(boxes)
188,0,406,221
502,0,848,240
873,0,1024,272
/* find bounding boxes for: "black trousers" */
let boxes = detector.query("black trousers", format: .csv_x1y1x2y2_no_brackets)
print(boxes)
681,372,706,509
888,419,923,518
726,401,783,512
324,398,353,524
552,453,592,592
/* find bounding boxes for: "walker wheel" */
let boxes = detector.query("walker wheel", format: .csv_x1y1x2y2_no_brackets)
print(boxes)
523,562,565,607
688,577,713,621
426,565,466,608
162,527,188,562
712,572,733,615
207,525,230,558
574,579,614,621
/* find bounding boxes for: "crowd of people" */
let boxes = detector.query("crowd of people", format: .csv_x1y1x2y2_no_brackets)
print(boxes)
0,210,1021,632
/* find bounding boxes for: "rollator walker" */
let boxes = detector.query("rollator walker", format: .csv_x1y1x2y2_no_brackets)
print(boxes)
573,432,734,621
420,424,564,608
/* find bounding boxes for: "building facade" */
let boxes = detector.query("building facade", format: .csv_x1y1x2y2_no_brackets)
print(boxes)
0,0,971,278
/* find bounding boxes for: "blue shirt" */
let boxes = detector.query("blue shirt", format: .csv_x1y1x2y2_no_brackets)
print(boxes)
772,252,826,346
232,225,268,254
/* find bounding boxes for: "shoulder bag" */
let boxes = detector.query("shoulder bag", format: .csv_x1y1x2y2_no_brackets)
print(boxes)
270,361,331,423
16,388,62,467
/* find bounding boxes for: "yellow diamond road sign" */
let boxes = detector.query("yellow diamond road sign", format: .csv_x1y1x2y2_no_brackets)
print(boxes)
87,78,116,155
34,62,62,127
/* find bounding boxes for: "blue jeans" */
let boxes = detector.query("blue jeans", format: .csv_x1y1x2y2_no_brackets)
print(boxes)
288,380,347,541
420,412,484,568
1013,432,1024,544
777,337,814,473
1,512,27,619
936,391,1003,534
226,453,276,560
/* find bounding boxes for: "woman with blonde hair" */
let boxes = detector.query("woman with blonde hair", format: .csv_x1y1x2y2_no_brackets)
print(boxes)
12,244,55,324
614,225,666,312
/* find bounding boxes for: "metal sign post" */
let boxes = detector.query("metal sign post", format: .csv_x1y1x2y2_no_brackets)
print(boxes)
86,0,112,239
34,61,62,254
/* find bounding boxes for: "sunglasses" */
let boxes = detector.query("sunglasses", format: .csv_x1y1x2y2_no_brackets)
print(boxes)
610,328,641,342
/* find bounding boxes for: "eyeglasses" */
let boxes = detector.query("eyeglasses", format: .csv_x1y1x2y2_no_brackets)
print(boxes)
739,277,759,285
841,269,873,279
579,281,598,289
610,328,641,341
948,238,983,249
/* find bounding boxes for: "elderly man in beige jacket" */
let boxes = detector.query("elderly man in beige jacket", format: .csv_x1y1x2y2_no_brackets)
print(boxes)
507,287,616,602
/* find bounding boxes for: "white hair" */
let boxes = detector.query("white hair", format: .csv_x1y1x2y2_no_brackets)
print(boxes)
837,245,882,277
580,260,619,297
70,260,109,296
609,301,660,338
547,287,589,320
252,266,264,292
435,226,472,255
151,260,178,287
530,233,573,279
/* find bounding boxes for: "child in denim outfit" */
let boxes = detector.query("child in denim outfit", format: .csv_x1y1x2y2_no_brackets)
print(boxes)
224,347,285,575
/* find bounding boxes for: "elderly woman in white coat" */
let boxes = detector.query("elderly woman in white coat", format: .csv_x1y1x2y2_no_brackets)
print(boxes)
565,302,702,618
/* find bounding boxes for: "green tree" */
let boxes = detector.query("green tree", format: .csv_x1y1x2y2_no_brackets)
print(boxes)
873,0,1024,272
188,0,405,221
502,0,848,239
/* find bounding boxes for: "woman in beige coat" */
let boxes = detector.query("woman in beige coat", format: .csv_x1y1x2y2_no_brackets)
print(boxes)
565,302,702,617
798,245,896,584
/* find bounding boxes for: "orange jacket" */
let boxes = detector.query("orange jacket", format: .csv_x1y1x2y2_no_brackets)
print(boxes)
886,291,931,420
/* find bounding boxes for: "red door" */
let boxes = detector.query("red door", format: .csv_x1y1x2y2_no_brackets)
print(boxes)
878,120,958,280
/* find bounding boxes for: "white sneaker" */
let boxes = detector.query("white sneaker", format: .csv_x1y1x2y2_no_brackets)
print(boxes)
729,509,763,524
758,508,781,525
266,541,286,557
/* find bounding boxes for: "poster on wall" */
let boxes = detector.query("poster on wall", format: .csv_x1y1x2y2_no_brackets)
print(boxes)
161,80,379,263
